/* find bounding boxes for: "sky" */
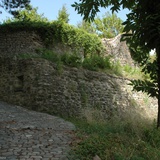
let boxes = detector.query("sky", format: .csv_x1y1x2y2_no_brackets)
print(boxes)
0,0,129,25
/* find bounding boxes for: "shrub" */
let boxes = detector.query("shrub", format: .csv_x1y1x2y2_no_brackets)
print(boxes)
83,55,111,71
61,53,82,67
111,60,123,76
41,49,61,62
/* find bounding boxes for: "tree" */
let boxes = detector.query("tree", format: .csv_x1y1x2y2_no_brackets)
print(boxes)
94,12,124,38
77,20,96,34
77,12,124,38
0,0,30,15
57,4,69,23
4,5,48,23
72,0,160,128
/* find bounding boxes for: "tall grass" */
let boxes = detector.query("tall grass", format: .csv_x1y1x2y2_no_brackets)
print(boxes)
68,113,159,160
18,50,148,80
18,50,115,73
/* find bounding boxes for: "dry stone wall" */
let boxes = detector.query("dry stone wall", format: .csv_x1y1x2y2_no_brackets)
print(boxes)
0,30,75,58
0,30,157,120
102,34,135,66
0,58,157,119
0,30,134,65
0,31,44,57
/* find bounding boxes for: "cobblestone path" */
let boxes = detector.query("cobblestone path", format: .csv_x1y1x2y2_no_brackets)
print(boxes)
0,101,76,160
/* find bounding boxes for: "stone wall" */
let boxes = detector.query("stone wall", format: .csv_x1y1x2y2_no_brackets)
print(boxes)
0,30,74,58
0,30,157,120
0,31,44,57
0,58,157,119
102,34,135,66
0,30,134,65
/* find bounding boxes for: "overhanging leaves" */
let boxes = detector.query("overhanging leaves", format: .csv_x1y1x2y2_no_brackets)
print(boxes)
130,79,158,98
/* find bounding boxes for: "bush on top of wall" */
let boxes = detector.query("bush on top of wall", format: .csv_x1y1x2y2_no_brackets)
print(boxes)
0,21,105,57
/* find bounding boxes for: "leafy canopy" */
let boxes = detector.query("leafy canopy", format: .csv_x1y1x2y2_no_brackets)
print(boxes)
57,4,70,23
0,0,30,15
4,5,48,23
72,0,160,50
77,11,124,38
94,12,123,38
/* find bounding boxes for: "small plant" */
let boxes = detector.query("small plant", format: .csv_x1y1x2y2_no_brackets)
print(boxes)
82,55,111,71
111,60,123,76
41,50,61,62
61,53,82,67
123,63,133,73
122,64,146,79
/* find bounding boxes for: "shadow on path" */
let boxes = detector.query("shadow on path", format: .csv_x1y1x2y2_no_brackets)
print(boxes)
0,101,75,160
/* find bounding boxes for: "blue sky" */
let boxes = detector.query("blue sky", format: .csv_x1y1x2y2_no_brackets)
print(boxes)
0,0,129,25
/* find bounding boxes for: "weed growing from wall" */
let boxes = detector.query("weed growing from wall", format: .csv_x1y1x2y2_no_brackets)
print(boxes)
111,60,123,76
61,53,82,68
79,82,89,107
18,49,146,79
82,54,112,71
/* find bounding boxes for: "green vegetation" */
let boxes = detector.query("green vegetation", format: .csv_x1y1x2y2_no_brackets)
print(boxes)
77,11,124,38
94,12,124,38
3,5,49,23
57,4,70,23
0,11,143,79
1,2,159,159
82,55,111,71
18,50,112,71
68,116,160,160
72,0,160,127
0,0,30,15
0,20,104,58
19,49,146,79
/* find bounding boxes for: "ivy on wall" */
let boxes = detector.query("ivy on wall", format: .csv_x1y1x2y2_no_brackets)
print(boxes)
0,21,105,57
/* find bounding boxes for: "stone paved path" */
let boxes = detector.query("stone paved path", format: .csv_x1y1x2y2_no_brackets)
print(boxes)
0,101,76,160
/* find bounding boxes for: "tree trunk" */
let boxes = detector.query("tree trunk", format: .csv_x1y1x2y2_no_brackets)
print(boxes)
156,47,160,128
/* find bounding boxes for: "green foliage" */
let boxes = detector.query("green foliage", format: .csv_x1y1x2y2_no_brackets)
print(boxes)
0,21,105,57
130,79,158,98
129,55,158,98
77,12,124,38
72,0,160,127
61,53,82,67
123,64,135,73
111,61,123,76
0,0,30,15
82,55,111,71
57,4,69,23
19,48,134,78
58,22,105,57
3,5,48,23
94,12,124,38
122,64,148,80
77,20,96,34
69,117,160,160
40,49,61,62
72,0,135,22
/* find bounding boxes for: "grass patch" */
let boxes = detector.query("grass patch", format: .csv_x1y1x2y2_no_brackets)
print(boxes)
122,64,148,80
18,49,149,80
18,50,115,73
68,117,160,160
82,55,112,71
